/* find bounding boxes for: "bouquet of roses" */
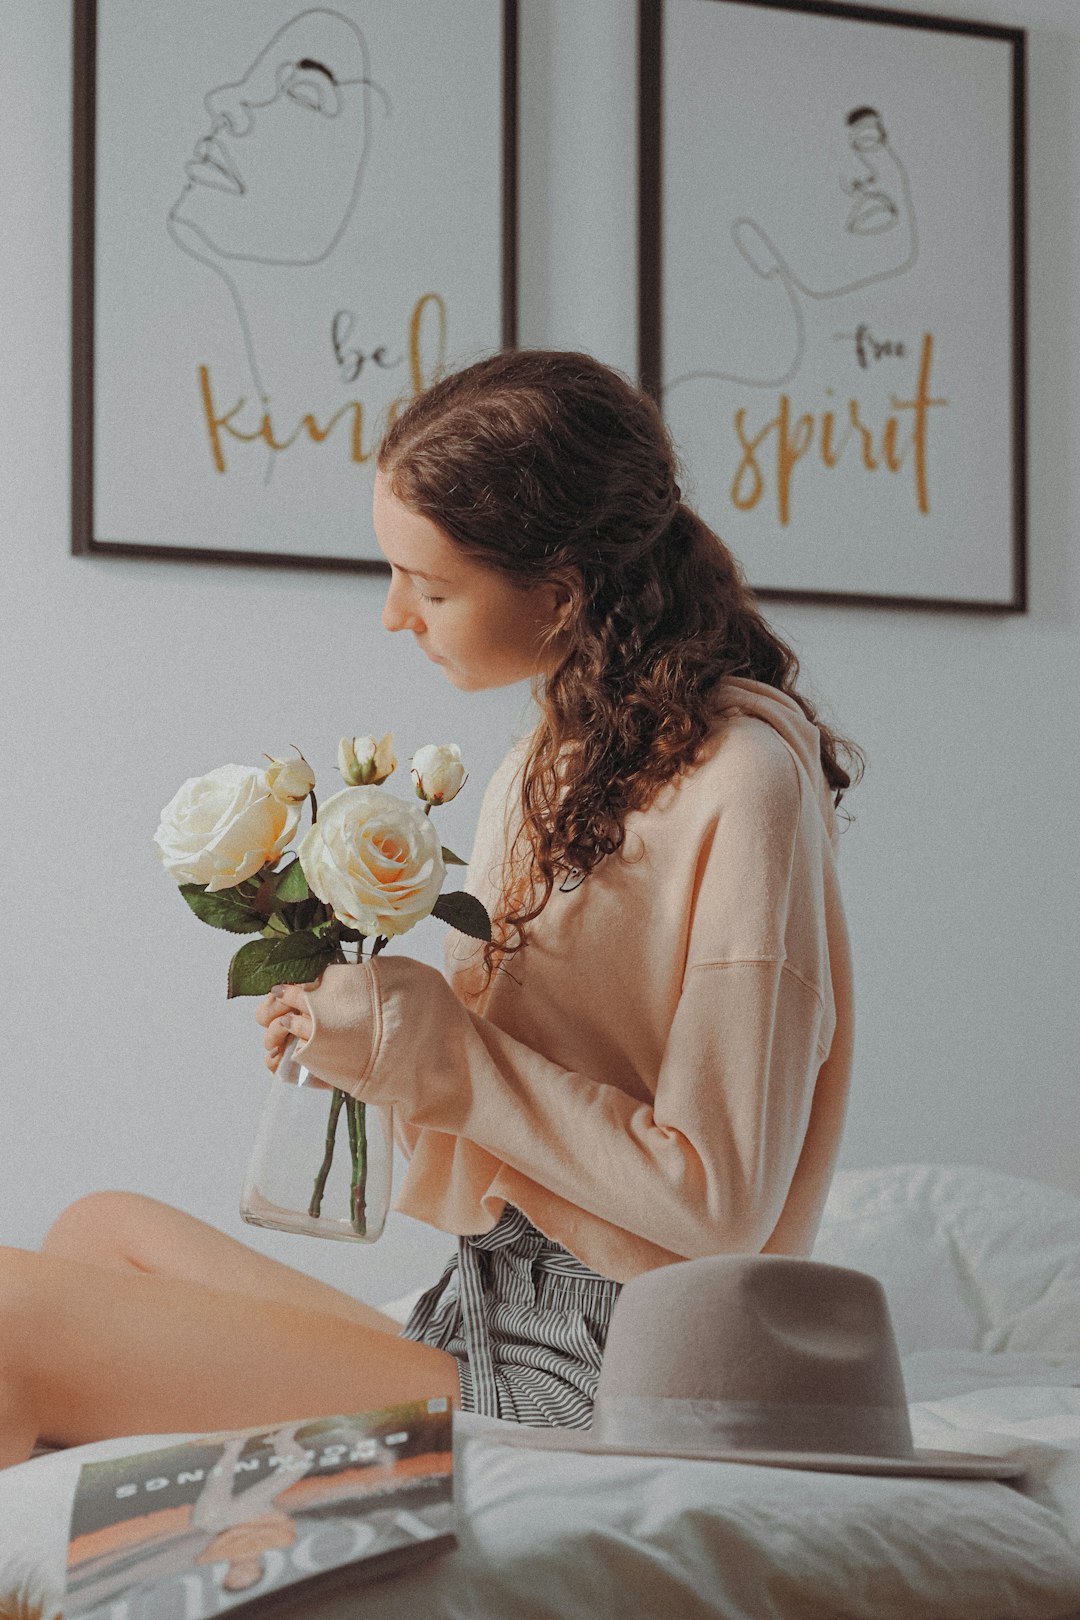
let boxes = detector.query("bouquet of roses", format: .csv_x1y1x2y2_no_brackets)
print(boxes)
154,734,490,1235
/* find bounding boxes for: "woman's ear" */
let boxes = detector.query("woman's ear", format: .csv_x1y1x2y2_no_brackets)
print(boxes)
531,579,572,631
551,586,574,630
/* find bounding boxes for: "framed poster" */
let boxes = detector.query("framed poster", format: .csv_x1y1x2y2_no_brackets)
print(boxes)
72,0,518,570
639,0,1027,611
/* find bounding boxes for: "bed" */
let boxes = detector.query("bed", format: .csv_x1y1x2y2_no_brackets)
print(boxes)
4,1161,1080,1619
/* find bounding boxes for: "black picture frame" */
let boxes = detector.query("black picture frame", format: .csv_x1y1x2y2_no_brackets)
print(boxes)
72,0,519,573
638,0,1027,612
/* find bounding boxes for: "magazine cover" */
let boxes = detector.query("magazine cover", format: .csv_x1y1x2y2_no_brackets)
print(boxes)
64,1399,454,1620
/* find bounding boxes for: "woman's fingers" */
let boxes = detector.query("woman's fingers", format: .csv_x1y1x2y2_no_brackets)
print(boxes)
270,981,321,1002
255,993,279,1029
256,980,318,1029
257,980,319,1073
261,1011,313,1052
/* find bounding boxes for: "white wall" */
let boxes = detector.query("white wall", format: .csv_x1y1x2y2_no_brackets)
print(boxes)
2,0,1077,1311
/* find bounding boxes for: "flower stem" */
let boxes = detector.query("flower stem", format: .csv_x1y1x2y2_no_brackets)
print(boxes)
309,1090,345,1219
347,1097,368,1236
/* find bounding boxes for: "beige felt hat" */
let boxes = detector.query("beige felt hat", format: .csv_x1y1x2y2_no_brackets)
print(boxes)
484,1254,1023,1479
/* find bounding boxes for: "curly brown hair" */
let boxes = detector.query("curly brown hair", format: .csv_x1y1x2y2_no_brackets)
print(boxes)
378,349,864,971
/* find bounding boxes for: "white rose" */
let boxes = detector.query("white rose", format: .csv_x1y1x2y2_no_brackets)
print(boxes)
265,750,316,805
338,731,396,786
411,743,466,805
154,765,299,892
298,786,445,937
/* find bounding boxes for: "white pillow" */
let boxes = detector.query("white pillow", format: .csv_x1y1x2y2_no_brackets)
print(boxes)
379,1286,425,1324
0,1432,199,1620
813,1163,1080,1356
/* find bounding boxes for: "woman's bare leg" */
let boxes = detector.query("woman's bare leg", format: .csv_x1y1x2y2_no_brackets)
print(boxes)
42,1192,406,1334
0,1243,460,1469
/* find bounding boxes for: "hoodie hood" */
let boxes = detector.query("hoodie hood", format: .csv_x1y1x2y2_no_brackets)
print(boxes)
719,677,840,844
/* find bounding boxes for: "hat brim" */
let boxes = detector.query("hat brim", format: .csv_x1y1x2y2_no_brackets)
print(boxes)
475,1425,1024,1480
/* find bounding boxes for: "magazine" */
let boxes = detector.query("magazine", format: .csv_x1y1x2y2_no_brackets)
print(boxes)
63,1399,455,1620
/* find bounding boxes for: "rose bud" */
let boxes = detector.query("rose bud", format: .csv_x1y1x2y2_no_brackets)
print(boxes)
265,750,317,806
411,743,466,805
338,732,396,786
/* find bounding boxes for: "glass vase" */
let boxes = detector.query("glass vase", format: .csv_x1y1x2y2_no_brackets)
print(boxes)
240,1038,394,1243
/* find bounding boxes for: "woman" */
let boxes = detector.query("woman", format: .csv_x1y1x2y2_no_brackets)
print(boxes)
0,350,859,1465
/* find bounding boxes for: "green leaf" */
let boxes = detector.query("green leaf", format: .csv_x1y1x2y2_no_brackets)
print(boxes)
227,931,337,999
431,890,492,942
180,884,265,934
292,897,326,931
274,858,310,903
441,845,467,867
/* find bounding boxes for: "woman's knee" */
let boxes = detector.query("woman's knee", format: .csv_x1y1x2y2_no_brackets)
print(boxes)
0,1246,46,1361
0,1248,42,1465
41,1189,159,1263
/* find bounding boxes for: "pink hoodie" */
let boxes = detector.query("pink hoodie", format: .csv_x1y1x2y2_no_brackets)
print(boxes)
295,678,854,1282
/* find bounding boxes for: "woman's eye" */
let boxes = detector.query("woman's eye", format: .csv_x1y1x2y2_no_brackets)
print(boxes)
419,592,445,605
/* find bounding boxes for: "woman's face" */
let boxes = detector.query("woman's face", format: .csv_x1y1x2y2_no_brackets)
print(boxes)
373,472,565,692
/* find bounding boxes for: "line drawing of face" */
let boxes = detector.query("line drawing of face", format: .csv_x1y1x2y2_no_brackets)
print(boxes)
842,107,901,237
168,8,372,267
733,105,917,301
664,105,919,394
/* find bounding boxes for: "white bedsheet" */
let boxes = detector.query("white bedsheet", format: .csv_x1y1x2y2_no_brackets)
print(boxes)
3,1358,1080,1620
3,1164,1080,1619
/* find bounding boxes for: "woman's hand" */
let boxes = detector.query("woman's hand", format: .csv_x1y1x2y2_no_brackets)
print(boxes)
255,981,319,1073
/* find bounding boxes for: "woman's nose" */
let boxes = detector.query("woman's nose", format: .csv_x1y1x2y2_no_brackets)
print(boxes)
382,580,423,633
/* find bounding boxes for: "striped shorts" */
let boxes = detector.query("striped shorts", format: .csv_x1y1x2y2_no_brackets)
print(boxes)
401,1204,623,1427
